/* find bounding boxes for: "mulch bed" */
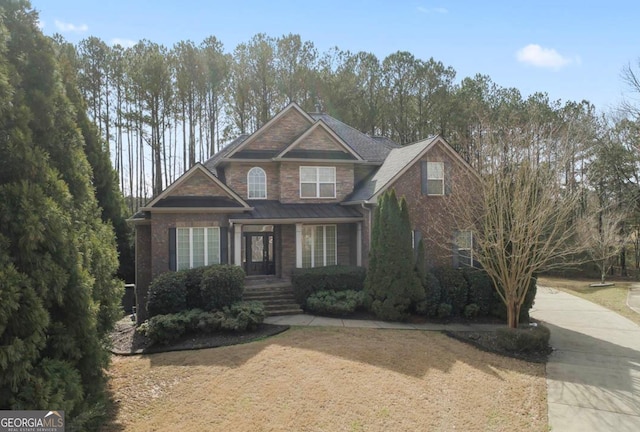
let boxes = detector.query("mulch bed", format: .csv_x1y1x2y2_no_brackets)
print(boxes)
109,315,550,363
109,317,289,355
445,330,552,364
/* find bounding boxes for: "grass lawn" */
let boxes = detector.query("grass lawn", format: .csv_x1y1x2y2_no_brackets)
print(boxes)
537,276,639,325
102,327,546,432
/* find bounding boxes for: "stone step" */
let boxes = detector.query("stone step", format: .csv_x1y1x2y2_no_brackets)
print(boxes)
243,278,301,316
244,291,296,300
266,306,303,316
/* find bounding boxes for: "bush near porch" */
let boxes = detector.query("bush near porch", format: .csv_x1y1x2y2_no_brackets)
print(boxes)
291,265,366,307
147,264,245,318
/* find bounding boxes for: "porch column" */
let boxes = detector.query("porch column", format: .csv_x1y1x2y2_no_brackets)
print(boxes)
234,223,242,266
295,223,303,268
356,222,362,267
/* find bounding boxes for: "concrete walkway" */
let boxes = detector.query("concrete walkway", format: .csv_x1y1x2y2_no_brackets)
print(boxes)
531,286,640,432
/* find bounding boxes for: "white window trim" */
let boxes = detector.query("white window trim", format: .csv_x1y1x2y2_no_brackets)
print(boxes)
177,227,221,270
299,166,336,199
302,224,337,268
427,161,445,196
247,167,267,199
456,230,473,267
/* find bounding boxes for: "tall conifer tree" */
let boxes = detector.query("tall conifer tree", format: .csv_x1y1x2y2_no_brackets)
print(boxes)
0,1,122,427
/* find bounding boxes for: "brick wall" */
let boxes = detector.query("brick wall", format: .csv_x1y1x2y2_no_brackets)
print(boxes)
134,224,151,324
170,169,229,197
224,162,280,200
293,126,349,153
242,108,311,152
280,224,296,278
279,163,354,203
150,213,229,279
386,142,477,269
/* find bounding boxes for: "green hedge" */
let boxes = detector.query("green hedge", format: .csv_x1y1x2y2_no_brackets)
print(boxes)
183,266,207,309
496,324,550,353
291,265,366,307
463,268,495,316
432,267,469,316
147,271,187,318
415,272,442,317
143,301,265,345
306,290,365,316
201,265,245,311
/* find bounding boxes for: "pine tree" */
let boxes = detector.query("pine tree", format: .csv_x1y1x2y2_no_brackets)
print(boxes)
364,189,424,320
0,1,122,427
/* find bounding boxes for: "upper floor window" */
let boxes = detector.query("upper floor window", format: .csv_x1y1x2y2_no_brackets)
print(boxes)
426,162,444,195
300,166,336,198
247,167,267,199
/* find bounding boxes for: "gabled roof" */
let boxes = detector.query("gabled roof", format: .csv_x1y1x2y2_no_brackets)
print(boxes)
345,135,479,204
310,114,399,162
275,120,362,161
223,102,315,160
141,163,251,211
203,134,250,174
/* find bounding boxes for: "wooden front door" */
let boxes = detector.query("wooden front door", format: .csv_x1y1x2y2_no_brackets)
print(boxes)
244,232,275,276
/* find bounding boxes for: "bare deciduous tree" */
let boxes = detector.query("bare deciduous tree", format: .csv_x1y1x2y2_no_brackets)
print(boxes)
445,117,591,328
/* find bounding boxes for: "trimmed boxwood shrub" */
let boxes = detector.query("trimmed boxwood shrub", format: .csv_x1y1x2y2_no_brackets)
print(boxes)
415,272,442,317
200,265,245,311
464,303,480,319
144,301,266,345
496,324,550,353
291,265,366,307
437,303,452,318
463,268,495,316
306,290,365,316
432,267,468,316
147,271,187,318
183,266,207,309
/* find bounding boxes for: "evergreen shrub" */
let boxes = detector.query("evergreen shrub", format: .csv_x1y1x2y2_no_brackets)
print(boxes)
432,267,468,315
147,271,187,317
496,324,550,353
305,290,365,316
200,265,245,311
291,265,366,307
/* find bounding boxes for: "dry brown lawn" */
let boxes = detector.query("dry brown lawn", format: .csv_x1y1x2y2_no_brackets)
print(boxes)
102,327,547,432
538,276,639,325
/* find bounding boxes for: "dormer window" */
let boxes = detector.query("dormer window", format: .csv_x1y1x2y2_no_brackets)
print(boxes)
247,167,267,199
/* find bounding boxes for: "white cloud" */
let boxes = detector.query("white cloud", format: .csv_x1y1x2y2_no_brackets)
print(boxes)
54,19,88,33
417,6,448,14
111,38,137,48
516,44,573,70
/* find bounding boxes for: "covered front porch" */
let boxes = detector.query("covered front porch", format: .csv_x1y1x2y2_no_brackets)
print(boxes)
228,200,364,278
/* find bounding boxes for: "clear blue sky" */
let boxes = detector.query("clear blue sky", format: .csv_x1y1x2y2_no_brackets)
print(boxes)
35,0,640,112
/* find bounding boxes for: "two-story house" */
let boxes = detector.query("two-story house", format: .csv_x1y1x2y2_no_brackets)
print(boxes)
131,103,478,321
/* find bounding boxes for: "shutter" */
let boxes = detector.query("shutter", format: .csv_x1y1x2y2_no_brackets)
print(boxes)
444,161,452,195
452,231,459,268
413,230,422,257
220,226,229,264
421,161,428,195
168,228,176,271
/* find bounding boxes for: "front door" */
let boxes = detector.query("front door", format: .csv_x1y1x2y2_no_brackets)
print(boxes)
244,232,275,276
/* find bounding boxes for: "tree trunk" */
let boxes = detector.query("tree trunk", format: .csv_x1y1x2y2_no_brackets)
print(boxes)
506,299,520,329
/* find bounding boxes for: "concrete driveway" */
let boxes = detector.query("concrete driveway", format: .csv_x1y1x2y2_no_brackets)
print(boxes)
532,286,640,431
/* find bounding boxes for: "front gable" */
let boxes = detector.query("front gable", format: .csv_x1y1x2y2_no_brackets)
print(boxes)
142,164,251,211
275,121,361,161
227,103,314,157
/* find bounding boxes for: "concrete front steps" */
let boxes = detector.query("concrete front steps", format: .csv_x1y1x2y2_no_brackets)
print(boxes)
243,277,303,316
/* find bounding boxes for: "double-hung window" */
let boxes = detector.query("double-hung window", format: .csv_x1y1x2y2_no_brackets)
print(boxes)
301,225,337,268
426,162,444,195
176,227,220,270
455,230,473,267
300,166,336,198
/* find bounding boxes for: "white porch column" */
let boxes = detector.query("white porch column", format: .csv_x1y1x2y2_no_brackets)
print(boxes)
295,223,303,268
356,221,362,266
234,223,242,266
